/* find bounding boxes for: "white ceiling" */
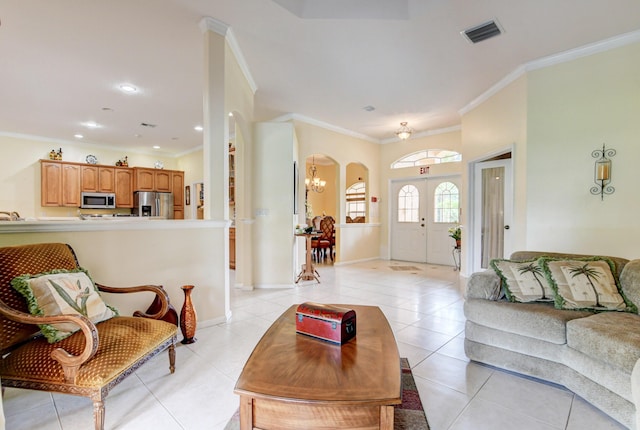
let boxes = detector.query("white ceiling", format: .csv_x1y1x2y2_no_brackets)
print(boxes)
1,0,640,156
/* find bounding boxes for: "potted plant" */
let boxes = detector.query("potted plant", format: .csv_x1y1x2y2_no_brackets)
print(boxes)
448,225,462,248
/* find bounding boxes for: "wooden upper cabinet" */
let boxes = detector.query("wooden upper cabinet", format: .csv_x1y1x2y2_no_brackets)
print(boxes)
155,170,171,192
133,168,155,191
61,164,81,207
171,171,184,219
115,168,133,208
41,161,81,207
41,161,63,206
98,167,115,192
81,165,115,192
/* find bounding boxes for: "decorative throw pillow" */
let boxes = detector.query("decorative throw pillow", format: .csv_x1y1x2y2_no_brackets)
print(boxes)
11,268,119,343
490,259,554,302
539,257,637,312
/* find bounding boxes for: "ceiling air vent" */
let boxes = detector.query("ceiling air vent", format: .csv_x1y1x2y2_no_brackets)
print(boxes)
462,19,503,44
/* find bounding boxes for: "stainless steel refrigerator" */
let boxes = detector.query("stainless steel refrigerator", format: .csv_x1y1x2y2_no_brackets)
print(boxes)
133,191,174,218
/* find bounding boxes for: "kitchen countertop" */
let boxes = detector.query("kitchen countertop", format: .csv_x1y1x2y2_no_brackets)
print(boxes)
0,218,231,233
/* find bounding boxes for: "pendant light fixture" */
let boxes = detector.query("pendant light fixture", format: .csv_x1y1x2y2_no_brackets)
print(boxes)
395,122,412,140
305,155,326,193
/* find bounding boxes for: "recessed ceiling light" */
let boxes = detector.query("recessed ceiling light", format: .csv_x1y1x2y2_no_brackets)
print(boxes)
119,84,138,94
363,105,376,112
101,107,113,112
194,125,203,132
228,112,234,117
82,121,101,129
153,145,160,149
74,134,83,139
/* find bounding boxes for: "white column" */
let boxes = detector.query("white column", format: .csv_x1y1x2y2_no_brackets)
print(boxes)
199,17,230,318
199,17,229,222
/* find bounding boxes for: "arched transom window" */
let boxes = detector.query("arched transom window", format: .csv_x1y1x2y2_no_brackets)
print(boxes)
397,185,419,222
391,149,461,169
434,181,459,223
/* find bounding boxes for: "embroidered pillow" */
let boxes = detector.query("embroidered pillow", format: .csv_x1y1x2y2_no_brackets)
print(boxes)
490,259,554,302
11,268,119,343
539,257,637,312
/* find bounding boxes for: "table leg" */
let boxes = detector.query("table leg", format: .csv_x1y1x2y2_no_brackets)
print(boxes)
239,395,254,430
380,405,394,430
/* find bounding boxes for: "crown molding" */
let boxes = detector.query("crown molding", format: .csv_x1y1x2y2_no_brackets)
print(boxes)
272,113,380,143
526,29,640,72
199,17,258,95
199,16,229,36
459,29,640,116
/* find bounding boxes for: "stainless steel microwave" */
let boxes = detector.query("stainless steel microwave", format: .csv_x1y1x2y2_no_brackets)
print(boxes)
81,192,116,209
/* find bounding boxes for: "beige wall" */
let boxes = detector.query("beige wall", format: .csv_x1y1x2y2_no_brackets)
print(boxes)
305,161,337,219
0,223,228,325
293,121,382,264
460,76,528,272
0,134,177,219
525,42,640,259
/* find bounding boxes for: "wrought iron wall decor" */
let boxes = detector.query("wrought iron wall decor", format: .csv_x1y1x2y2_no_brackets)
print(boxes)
590,143,615,200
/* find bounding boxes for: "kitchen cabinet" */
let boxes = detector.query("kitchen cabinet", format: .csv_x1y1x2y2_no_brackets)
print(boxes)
81,165,115,193
229,227,236,269
115,167,133,208
133,168,155,191
155,170,171,192
40,160,81,207
133,167,184,218
133,168,172,192
171,171,184,219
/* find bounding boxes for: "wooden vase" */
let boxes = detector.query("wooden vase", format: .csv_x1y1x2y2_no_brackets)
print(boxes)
180,284,197,344
455,239,461,249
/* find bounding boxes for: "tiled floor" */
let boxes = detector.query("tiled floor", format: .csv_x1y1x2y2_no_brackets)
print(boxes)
2,260,627,429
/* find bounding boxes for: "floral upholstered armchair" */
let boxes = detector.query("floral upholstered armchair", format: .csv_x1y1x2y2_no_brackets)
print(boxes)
0,243,178,430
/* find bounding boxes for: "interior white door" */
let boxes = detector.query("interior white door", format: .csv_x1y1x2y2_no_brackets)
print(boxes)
390,179,427,262
472,158,513,272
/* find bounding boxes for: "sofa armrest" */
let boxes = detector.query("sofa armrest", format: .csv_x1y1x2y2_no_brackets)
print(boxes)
465,269,502,300
631,358,640,430
621,259,640,314
0,298,98,383
96,283,172,320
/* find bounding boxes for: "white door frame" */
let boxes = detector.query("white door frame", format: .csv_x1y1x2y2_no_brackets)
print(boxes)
467,149,514,274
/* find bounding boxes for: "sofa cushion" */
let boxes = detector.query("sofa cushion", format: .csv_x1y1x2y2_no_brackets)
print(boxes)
463,298,593,344
620,259,640,314
566,312,640,374
540,257,636,312
490,259,554,303
11,268,118,343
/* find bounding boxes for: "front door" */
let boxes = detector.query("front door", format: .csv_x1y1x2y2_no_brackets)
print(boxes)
391,179,428,262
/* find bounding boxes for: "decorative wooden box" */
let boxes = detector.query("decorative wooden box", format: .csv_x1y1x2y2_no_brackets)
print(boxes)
295,302,356,344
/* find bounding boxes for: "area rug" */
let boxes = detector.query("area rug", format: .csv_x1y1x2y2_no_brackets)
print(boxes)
224,357,429,430
390,266,421,272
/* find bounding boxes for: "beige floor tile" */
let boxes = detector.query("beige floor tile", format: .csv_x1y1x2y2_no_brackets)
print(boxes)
1,260,628,430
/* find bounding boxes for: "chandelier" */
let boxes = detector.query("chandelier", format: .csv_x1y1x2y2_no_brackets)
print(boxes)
305,156,326,193
395,122,412,140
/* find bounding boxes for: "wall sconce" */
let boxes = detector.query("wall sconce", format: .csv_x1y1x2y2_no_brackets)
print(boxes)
590,143,616,200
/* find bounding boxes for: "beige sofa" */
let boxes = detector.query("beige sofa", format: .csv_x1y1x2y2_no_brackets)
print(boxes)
464,251,640,429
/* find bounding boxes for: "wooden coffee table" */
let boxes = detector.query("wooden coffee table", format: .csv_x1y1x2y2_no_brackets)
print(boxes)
234,304,401,430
